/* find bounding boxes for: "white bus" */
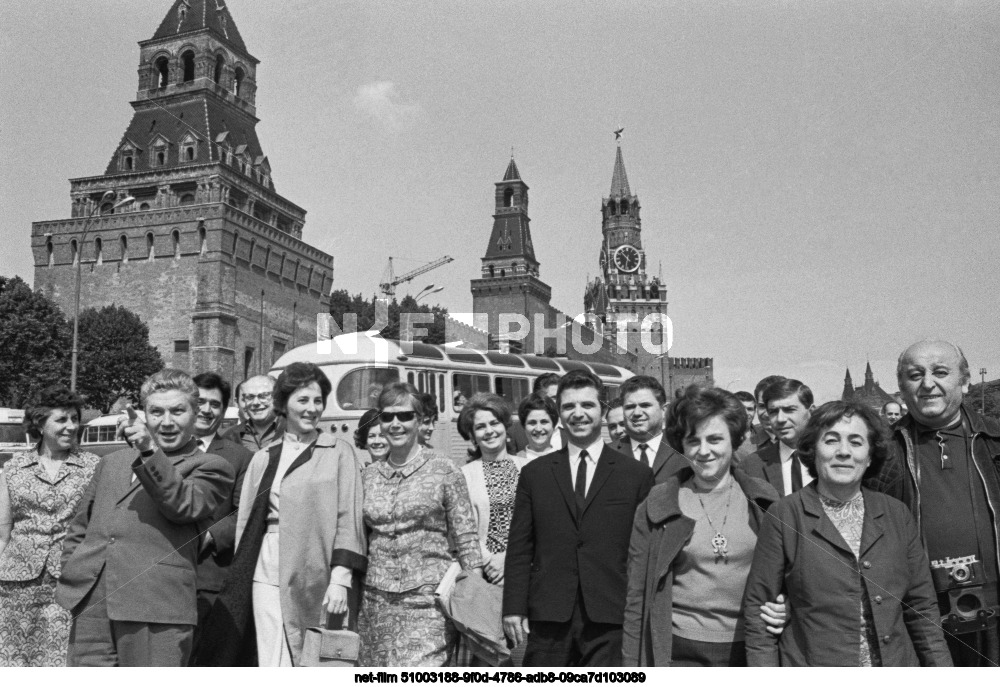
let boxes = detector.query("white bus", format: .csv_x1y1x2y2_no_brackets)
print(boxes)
269,333,634,465
80,407,240,456
0,407,30,466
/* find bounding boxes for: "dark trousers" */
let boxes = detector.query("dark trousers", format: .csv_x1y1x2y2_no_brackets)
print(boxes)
671,635,746,667
188,588,220,666
523,593,623,667
67,570,193,667
946,625,1000,667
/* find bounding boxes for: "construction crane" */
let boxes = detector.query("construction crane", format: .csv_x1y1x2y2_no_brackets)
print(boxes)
379,255,454,298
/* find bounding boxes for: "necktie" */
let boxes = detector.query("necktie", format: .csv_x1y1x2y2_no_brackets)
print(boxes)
575,450,589,503
638,443,650,467
791,451,804,492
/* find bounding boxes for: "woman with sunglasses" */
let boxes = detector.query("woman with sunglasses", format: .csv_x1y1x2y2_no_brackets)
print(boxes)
359,383,482,667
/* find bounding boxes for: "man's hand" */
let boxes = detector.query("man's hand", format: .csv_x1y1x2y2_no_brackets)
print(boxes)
484,552,505,584
503,614,529,646
323,582,348,615
760,594,787,635
118,407,154,453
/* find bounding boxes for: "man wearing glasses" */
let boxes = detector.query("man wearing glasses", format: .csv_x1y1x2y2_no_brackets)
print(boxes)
222,375,285,453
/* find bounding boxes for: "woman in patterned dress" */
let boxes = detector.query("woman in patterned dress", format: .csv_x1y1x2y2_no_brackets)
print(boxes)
359,383,483,667
743,400,952,666
0,386,100,666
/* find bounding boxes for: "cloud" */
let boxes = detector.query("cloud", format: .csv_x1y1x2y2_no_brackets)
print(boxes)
352,81,423,131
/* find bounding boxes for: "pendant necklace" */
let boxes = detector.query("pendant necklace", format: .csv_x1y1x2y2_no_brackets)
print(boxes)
695,478,734,560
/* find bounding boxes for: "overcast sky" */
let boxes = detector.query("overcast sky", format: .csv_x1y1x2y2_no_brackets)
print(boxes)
2,1,999,402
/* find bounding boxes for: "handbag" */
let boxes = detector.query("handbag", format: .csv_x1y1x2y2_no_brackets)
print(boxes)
300,609,360,667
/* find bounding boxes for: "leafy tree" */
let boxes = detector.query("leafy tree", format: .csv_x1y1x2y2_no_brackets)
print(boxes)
328,290,448,344
0,276,72,407
76,304,164,413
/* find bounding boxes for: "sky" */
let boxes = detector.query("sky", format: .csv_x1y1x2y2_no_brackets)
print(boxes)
2,0,999,403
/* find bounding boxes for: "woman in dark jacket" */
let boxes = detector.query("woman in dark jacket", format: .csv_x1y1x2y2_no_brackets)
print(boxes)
623,386,780,667
743,400,952,666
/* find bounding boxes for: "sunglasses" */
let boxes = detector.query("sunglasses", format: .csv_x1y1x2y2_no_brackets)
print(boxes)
380,411,417,423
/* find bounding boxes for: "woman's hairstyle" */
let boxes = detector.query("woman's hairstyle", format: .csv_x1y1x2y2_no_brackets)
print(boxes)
797,400,890,481
664,385,748,454
272,362,332,417
377,382,424,415
458,393,512,459
140,368,199,412
417,392,439,423
532,373,562,394
518,392,558,426
354,408,382,450
24,385,84,442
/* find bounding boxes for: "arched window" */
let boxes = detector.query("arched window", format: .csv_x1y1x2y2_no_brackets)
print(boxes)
232,231,240,257
503,188,514,207
47,240,54,267
489,265,495,278
608,200,617,215
120,235,128,263
184,145,195,161
179,193,195,206
100,202,113,215
95,237,103,266
621,200,630,214
147,232,155,260
155,56,170,88
500,269,506,277
139,202,150,211
172,230,181,259
199,226,207,255
182,51,195,83
234,67,245,97
248,238,256,264
214,54,225,86
264,246,272,272
71,239,79,266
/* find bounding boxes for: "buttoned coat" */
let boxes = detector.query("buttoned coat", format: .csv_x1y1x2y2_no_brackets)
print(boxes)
197,435,254,594
742,484,952,666
622,468,779,666
612,436,687,486
55,442,234,625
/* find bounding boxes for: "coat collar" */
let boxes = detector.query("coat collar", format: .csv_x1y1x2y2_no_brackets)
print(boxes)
798,483,886,557
896,402,1000,440
645,466,779,524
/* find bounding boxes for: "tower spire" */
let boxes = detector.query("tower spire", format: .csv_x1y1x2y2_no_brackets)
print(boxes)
610,145,631,197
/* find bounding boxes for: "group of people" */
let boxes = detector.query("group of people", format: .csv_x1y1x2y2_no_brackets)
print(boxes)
0,337,996,668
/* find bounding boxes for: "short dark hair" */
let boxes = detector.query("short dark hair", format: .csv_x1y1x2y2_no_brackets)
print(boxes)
354,408,381,450
417,392,439,423
754,375,787,401
556,369,603,406
665,385,747,454
272,362,332,417
762,378,813,410
24,386,84,443
192,372,232,410
233,381,243,402
377,382,424,415
797,400,889,481
518,392,558,426
619,375,666,406
533,373,562,394
606,397,624,413
733,390,755,404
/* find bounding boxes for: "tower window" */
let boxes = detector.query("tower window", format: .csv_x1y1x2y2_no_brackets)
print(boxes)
489,265,495,277
94,237,103,266
120,235,128,263
500,269,506,277
179,193,195,206
182,51,195,83
503,188,514,207
71,239,79,266
621,200,630,214
172,230,181,259
147,232,155,260
199,226,207,255
608,200,617,215
47,240,54,267
234,67,245,97
185,145,195,161
100,202,113,215
139,202,150,211
214,54,225,87
154,56,170,88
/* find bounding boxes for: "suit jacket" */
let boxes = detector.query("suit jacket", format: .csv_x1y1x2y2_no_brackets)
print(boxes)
739,442,785,495
742,484,952,667
197,435,254,594
55,440,234,625
612,435,687,485
503,444,654,625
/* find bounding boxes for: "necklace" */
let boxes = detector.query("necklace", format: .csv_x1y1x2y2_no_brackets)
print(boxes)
389,446,421,469
695,478,734,560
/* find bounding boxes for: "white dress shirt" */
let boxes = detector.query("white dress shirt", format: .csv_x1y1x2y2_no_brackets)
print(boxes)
779,440,813,496
198,432,216,452
568,437,604,497
629,433,663,468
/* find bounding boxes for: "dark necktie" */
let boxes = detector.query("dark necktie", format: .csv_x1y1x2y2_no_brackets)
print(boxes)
575,450,589,508
791,451,804,492
638,443,650,467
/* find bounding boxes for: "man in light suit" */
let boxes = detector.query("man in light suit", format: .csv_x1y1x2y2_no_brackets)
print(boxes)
189,372,254,664
503,370,654,666
740,378,814,496
612,375,686,484
56,369,235,667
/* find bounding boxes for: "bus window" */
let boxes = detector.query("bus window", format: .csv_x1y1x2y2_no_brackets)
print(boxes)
438,374,445,413
337,367,400,410
495,376,530,408
452,373,490,412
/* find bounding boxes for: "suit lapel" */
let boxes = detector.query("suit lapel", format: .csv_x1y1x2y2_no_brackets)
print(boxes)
801,487,854,556
549,449,577,520
859,490,885,557
761,444,785,494
117,451,143,503
581,446,614,517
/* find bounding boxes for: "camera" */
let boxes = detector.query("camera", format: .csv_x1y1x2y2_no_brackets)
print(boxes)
930,555,998,635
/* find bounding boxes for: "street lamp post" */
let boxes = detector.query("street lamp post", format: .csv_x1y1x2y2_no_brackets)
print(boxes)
70,191,135,391
981,368,988,414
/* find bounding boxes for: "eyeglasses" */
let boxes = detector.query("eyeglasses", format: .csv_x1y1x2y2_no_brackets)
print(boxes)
241,392,273,403
380,411,417,423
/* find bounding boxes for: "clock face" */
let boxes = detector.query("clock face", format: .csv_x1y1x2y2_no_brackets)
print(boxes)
614,245,640,272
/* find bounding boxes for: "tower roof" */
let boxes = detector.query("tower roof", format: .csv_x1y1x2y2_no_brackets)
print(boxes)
503,157,521,181
152,0,248,54
865,361,874,376
610,145,631,197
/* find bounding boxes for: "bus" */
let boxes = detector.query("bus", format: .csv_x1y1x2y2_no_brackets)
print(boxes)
269,333,634,465
0,408,30,467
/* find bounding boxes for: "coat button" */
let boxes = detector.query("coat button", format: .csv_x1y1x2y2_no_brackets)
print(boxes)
862,561,872,569
874,595,883,604
882,634,891,643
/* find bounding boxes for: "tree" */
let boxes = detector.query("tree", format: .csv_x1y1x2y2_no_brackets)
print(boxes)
328,290,448,344
0,276,72,407
76,304,164,413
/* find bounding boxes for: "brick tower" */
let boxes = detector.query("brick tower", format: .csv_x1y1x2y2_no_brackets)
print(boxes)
31,0,332,385
470,158,556,353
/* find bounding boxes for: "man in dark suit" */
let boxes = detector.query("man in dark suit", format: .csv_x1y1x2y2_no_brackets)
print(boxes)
56,369,234,667
612,375,686,484
503,370,654,667
740,378,814,497
752,375,786,448
189,372,254,663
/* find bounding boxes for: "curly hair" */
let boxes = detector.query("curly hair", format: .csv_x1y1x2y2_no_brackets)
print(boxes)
24,386,84,442
664,385,748,455
797,400,889,481
517,392,558,427
457,393,513,458
417,392,439,423
272,362,332,417
354,408,382,450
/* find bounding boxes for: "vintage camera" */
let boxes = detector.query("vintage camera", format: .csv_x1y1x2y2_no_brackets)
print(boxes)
930,555,998,634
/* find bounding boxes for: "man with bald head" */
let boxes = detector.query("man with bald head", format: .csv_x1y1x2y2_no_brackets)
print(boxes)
866,339,1000,666
221,375,285,452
